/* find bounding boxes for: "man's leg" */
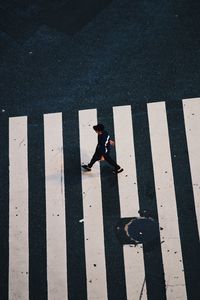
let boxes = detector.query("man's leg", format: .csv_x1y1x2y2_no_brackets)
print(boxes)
82,151,101,171
88,152,101,168
103,153,121,170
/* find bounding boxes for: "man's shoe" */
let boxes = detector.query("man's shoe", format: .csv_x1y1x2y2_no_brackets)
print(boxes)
82,165,92,171
113,167,124,174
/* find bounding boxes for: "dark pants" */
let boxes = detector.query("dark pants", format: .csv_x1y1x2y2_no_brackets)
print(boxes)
88,150,120,170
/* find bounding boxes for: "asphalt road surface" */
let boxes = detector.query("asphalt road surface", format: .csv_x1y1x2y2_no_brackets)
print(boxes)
0,1,200,300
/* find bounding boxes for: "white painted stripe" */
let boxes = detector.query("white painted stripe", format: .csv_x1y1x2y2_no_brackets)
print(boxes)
44,113,68,300
79,109,108,300
183,98,200,239
113,105,147,300
9,117,29,300
147,102,187,299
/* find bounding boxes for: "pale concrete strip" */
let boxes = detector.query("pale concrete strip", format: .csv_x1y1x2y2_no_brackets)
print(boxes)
113,105,147,300
44,113,68,300
79,109,108,300
183,98,200,239
9,117,29,300
147,102,187,299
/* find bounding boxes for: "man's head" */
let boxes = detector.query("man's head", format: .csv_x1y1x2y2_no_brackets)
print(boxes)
93,124,104,134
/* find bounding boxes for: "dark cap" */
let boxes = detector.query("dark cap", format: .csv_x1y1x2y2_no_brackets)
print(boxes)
93,124,104,132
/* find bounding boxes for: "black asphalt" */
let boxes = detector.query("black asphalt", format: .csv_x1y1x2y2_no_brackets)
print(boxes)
0,1,200,299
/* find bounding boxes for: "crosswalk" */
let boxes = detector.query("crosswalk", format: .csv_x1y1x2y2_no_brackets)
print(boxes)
79,109,108,300
183,99,200,238
113,106,146,299
4,99,200,299
147,102,186,299
9,117,29,300
44,113,68,300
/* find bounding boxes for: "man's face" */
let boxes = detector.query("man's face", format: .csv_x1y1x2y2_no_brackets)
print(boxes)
95,130,102,135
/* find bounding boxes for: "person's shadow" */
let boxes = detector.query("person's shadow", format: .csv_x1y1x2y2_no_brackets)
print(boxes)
1,0,112,41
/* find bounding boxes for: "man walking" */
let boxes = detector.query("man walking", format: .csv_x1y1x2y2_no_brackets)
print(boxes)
82,124,123,174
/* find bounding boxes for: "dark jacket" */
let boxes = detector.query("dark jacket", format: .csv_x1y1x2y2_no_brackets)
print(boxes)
96,130,111,155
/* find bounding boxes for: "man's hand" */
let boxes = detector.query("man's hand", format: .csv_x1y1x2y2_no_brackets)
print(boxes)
110,140,115,146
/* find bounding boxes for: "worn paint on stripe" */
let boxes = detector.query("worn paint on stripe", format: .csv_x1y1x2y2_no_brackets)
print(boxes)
113,105,147,300
147,102,187,299
183,98,200,239
9,116,29,300
44,113,68,300
79,109,108,300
